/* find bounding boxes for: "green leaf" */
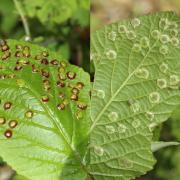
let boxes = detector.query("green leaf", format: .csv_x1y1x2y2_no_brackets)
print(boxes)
90,11,180,179
0,39,90,179
151,141,180,152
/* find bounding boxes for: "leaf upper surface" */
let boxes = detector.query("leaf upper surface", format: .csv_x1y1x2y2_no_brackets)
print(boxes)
0,39,90,180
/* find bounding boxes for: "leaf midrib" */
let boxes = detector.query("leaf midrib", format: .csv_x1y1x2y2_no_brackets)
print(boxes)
26,78,89,173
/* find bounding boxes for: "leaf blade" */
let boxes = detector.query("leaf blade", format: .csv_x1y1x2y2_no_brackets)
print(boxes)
0,39,90,179
90,11,180,179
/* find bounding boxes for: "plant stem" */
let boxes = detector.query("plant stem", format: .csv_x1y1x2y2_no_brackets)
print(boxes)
13,0,31,41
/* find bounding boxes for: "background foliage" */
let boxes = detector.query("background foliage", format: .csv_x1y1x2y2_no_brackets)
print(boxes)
0,0,90,71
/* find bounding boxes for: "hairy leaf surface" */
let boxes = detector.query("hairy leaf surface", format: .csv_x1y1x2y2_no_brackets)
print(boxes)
0,39,90,180
90,12,180,179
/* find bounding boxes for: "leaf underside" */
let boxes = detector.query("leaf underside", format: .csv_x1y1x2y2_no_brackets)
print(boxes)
0,39,90,180
90,11,180,180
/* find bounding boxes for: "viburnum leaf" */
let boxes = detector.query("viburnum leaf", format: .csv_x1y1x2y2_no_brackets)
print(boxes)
90,11,180,179
0,39,90,180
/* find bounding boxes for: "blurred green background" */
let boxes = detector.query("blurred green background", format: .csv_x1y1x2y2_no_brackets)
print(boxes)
91,0,180,180
0,0,90,72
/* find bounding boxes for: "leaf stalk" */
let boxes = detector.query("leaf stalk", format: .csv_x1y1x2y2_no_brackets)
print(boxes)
13,0,31,41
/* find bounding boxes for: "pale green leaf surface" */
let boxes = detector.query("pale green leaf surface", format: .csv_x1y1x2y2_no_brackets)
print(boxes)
90,12,180,180
0,40,90,180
